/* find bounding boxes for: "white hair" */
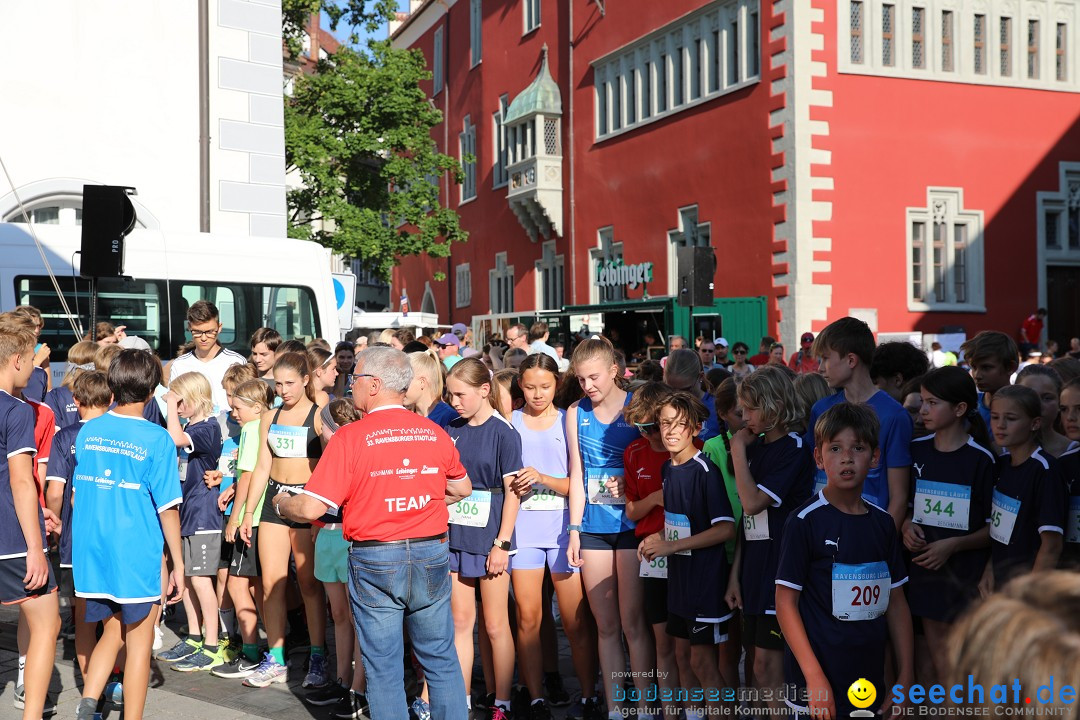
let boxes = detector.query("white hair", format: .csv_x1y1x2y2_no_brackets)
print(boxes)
358,346,413,394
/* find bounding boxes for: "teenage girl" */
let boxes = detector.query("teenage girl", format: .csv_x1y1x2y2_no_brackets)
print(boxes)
1016,364,1074,457
250,328,282,385
445,358,522,719
1055,379,1080,568
983,385,1066,593
239,352,327,688
623,382,684,717
44,340,98,429
566,338,654,718
900,367,994,681
509,353,596,720
729,367,814,710
492,369,523,420
405,351,457,428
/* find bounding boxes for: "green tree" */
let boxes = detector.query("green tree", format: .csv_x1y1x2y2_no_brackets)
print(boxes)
283,1,467,280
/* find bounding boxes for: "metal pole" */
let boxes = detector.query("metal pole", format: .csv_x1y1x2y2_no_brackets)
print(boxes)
89,277,98,343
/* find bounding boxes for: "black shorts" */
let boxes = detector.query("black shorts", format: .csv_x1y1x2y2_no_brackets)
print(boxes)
219,520,234,570
666,613,729,646
742,613,784,650
84,598,158,624
229,527,261,578
260,479,311,528
0,555,57,605
183,534,222,577
578,529,638,551
643,576,668,626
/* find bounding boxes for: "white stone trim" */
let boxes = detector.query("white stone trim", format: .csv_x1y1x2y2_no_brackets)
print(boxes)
1036,161,1080,312
391,0,458,50
0,178,160,229
456,262,472,308
904,187,986,313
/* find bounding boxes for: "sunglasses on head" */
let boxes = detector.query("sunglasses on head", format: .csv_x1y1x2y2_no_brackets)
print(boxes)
635,422,661,436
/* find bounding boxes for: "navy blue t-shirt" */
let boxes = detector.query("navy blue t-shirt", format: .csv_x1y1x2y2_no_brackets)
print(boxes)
906,434,995,622
663,451,736,622
427,401,458,430
775,492,908,716
700,393,721,442
0,390,45,558
990,448,1065,583
45,421,83,566
806,391,913,509
741,433,814,615
45,386,79,430
179,418,223,537
1058,448,1080,568
24,366,47,403
446,413,523,555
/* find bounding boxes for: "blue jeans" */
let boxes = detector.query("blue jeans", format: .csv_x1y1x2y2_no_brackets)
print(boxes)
348,538,467,720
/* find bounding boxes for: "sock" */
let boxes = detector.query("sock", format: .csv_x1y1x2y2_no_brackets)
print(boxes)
495,698,511,711
269,646,285,666
219,608,236,637
17,655,25,687
310,645,326,658
467,696,473,710
243,643,260,662
532,698,545,706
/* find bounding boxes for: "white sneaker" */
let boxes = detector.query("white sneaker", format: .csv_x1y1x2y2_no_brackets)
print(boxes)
153,623,164,651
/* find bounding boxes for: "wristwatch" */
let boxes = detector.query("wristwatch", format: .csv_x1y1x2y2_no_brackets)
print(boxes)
567,524,583,533
492,538,511,551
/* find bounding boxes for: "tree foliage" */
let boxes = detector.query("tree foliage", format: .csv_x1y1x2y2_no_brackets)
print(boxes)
282,1,467,280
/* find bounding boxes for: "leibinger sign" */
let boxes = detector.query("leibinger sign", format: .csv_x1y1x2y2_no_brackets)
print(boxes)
596,260,653,290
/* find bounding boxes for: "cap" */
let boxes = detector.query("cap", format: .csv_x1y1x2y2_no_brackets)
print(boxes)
461,347,480,358
801,333,815,343
714,337,728,347
118,336,152,351
435,333,460,347
402,341,429,354
451,322,468,338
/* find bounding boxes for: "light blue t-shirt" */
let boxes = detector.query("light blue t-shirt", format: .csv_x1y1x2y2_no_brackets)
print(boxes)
73,412,182,603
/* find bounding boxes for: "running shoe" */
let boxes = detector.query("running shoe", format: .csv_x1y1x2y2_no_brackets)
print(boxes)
156,637,202,662
172,648,224,672
243,653,288,687
212,655,262,679
153,622,164,651
529,700,553,720
491,706,512,720
410,697,432,720
566,697,606,720
302,652,330,688
13,684,57,713
75,697,97,720
544,672,571,707
220,638,241,664
332,690,370,719
306,680,348,707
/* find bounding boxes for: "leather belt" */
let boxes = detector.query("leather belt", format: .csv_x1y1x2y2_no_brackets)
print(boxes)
350,532,448,548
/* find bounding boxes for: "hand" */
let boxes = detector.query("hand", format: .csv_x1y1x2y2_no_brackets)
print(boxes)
203,470,223,488
271,493,290,520
647,488,664,509
901,520,926,552
23,548,49,591
605,475,626,499
978,565,994,599
567,532,583,568
486,546,509,576
730,426,755,450
225,516,241,543
510,467,541,495
239,515,254,547
725,580,743,610
806,673,835,720
114,326,128,341
164,390,181,406
166,564,185,604
217,485,235,512
42,507,61,536
879,674,911,717
913,537,956,571
639,532,672,561
33,343,50,366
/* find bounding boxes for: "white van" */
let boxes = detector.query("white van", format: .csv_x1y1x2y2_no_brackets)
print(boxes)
0,222,344,370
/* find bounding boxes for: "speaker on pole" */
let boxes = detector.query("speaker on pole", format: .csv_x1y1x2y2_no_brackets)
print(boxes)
677,245,716,308
80,185,137,278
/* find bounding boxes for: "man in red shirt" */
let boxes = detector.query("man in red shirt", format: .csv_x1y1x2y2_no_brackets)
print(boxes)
1019,308,1047,354
274,346,472,720
747,335,776,367
787,332,820,375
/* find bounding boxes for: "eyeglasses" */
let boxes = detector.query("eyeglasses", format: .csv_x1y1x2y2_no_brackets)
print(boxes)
734,350,747,355
190,328,219,338
635,422,661,436
347,373,375,385
700,349,715,354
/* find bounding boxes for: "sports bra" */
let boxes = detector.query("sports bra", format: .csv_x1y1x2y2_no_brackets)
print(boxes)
268,404,322,460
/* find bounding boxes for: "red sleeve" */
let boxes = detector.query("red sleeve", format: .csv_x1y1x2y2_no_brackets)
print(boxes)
34,405,56,461
623,444,642,500
303,431,352,511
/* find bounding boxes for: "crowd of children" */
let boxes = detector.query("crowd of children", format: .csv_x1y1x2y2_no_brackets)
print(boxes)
4,303,1080,720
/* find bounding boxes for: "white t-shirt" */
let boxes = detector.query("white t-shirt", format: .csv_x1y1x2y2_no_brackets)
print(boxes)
168,347,247,417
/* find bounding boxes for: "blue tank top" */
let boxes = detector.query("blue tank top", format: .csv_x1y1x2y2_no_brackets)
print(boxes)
577,394,637,534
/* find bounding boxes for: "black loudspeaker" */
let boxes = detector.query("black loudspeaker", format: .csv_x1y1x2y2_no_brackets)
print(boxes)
677,245,716,308
80,185,137,278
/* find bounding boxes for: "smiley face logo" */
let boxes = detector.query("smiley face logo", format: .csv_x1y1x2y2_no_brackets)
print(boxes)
847,678,877,710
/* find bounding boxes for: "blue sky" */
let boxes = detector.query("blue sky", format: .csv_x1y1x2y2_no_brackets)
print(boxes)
321,2,402,47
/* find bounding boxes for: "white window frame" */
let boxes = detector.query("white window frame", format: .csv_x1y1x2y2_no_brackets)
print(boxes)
666,205,712,296
470,0,483,68
489,252,514,313
459,115,476,203
1036,162,1080,311
433,26,444,95
589,227,625,304
535,240,565,311
456,263,472,308
906,187,985,312
592,0,760,142
523,0,541,35
493,95,509,189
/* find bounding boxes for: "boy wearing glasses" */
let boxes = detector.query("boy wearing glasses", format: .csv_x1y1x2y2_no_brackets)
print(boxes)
169,300,246,425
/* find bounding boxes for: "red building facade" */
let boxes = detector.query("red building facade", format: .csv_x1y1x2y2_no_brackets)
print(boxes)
391,0,1080,350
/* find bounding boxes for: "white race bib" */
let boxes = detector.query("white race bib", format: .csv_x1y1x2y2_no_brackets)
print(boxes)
449,490,493,528
521,484,568,511
913,480,971,531
743,509,770,541
587,469,626,505
1068,496,1080,544
831,561,890,621
639,555,668,579
219,448,238,478
814,471,827,496
178,457,188,483
989,489,1020,545
664,511,691,556
269,425,307,458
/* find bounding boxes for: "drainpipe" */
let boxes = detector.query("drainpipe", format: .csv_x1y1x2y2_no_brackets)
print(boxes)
198,0,210,231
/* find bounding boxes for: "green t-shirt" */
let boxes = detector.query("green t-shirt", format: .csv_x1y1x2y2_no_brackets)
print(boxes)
702,431,744,564
234,419,267,527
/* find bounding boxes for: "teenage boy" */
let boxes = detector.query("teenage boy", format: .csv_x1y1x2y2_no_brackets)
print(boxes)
72,349,184,720
959,331,1019,430
639,392,736,717
869,341,930,403
775,403,914,720
45,371,111,677
0,314,60,720
12,305,50,401
168,300,246,423
807,317,912,530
